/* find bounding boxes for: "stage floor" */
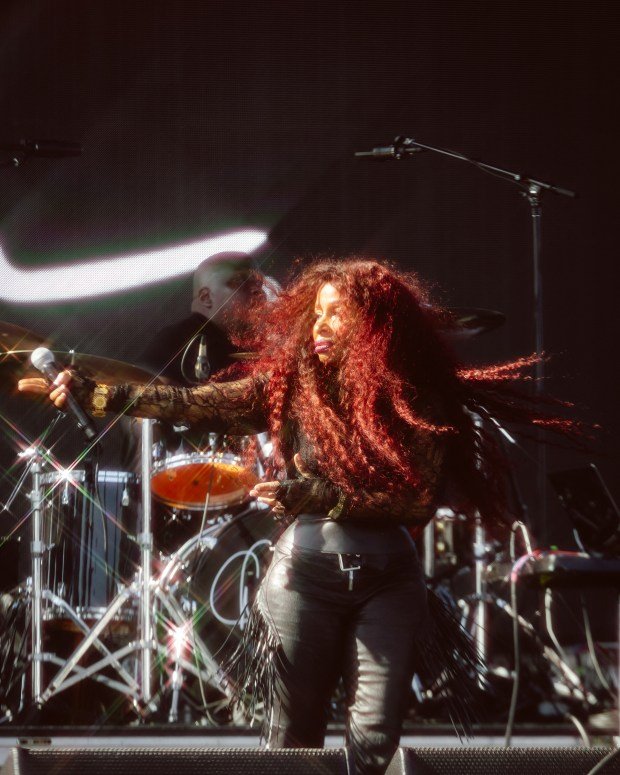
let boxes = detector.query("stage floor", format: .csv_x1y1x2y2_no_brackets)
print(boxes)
0,723,611,767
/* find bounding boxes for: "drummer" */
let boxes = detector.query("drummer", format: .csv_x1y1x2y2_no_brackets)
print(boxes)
118,252,268,477
139,251,267,385
110,252,270,553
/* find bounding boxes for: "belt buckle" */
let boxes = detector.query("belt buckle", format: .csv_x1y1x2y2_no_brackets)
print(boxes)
338,553,362,573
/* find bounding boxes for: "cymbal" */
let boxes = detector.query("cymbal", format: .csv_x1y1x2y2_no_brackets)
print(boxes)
0,320,49,355
3,350,162,385
444,307,506,337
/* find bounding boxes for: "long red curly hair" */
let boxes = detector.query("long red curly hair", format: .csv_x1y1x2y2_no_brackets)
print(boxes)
234,257,578,525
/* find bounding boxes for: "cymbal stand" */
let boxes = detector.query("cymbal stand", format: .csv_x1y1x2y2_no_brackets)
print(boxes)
463,405,492,680
39,422,159,708
13,443,139,709
20,421,160,712
24,446,138,706
28,452,44,705
139,419,154,703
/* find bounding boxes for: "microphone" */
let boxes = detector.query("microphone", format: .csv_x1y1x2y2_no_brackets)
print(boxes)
194,335,211,381
30,347,98,440
1,139,82,159
355,137,425,160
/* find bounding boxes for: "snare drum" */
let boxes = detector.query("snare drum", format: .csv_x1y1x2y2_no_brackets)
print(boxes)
41,469,139,622
151,451,258,512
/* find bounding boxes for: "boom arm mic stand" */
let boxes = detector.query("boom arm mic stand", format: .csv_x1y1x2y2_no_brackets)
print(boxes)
356,135,576,542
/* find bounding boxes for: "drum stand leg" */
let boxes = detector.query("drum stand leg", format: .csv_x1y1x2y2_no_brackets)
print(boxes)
42,590,140,692
153,583,226,692
40,585,138,703
168,638,184,723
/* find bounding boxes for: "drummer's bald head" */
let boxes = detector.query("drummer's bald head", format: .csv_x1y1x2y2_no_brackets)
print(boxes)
191,251,264,328
192,252,255,298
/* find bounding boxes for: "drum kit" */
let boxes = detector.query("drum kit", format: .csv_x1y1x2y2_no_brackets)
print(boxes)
0,320,283,724
0,313,611,729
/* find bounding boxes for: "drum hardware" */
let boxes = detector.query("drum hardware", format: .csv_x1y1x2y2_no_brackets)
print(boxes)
140,418,154,704
13,421,159,714
28,452,44,706
167,623,187,723
473,513,494,684
148,509,280,720
2,336,269,723
421,507,469,580
456,590,598,709
152,566,228,720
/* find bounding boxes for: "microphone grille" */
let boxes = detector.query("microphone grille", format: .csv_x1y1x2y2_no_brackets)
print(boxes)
30,347,55,370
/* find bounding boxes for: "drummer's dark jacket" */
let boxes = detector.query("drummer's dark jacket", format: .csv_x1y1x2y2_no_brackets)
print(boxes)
138,312,237,386
120,314,238,468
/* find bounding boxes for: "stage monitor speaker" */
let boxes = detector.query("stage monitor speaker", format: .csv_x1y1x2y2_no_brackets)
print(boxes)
386,746,620,774
1,746,352,775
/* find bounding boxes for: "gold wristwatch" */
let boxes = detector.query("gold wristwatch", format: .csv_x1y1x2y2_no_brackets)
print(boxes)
91,384,110,417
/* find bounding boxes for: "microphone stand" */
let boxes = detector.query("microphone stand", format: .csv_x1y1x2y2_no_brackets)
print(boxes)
1,139,82,168
356,136,576,543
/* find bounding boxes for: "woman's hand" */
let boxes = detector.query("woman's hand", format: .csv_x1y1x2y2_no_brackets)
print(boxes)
249,480,283,510
250,453,312,515
18,370,73,409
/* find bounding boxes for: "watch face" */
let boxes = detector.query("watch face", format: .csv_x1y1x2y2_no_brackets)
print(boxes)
92,388,108,414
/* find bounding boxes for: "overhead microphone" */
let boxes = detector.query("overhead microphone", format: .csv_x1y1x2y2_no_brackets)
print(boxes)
194,334,211,381
354,136,425,160
30,347,98,440
1,139,82,160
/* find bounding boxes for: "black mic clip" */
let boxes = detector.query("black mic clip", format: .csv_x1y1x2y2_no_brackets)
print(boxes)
392,136,423,159
354,135,424,160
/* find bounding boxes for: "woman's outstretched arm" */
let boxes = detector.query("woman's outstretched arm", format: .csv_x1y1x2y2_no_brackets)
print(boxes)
18,371,269,435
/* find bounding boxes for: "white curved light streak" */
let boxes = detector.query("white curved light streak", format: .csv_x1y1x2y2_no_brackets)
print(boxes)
0,229,268,304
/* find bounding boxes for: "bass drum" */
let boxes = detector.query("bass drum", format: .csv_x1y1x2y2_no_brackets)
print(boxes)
155,507,283,713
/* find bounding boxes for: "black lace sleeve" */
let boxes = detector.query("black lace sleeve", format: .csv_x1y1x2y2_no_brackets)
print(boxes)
81,375,269,435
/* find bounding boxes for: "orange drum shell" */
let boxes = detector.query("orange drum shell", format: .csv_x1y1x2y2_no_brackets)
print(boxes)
151,454,258,511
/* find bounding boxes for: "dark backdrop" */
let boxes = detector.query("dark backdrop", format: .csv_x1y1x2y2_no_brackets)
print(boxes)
0,0,618,550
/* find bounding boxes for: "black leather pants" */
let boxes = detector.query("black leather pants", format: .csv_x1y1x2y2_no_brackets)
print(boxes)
257,540,429,775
